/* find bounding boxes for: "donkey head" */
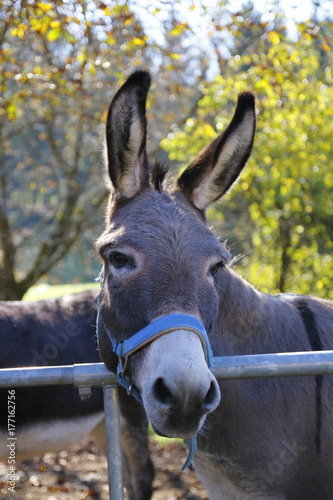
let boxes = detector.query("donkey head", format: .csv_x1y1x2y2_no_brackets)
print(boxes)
96,71,255,440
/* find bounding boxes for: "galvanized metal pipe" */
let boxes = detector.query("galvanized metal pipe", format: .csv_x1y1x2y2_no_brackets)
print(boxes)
0,364,74,387
103,385,124,500
212,350,333,379
0,362,117,388
1,351,333,388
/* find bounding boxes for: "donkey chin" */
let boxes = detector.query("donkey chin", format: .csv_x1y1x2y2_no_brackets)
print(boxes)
133,329,221,440
144,399,212,440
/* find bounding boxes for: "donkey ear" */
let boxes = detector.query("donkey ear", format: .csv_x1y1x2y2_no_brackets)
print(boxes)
105,70,151,199
177,92,256,210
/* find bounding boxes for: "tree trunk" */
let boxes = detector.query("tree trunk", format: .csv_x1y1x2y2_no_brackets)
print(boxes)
277,217,292,293
0,276,26,301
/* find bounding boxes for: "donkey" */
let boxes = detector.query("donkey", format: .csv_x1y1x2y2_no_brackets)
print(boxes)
0,290,154,500
96,70,333,499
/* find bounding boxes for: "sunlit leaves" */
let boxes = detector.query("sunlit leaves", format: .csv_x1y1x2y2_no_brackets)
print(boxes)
0,0,207,297
11,24,28,38
267,31,280,45
46,25,62,42
37,2,53,12
163,24,333,299
132,37,145,46
170,22,189,37
6,101,17,121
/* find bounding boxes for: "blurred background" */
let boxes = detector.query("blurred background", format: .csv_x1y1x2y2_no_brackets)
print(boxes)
0,0,332,301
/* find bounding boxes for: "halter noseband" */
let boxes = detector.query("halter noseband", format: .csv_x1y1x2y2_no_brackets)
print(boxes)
96,310,213,469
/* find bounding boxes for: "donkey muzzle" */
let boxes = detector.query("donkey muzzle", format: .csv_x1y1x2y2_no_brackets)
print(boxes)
130,316,221,440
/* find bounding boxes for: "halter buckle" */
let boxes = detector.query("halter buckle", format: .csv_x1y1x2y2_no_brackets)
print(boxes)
118,354,129,377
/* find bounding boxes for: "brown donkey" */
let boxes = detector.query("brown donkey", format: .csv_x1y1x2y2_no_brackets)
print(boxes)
96,71,333,499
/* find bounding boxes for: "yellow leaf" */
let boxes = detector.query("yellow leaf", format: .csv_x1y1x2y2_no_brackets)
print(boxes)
37,2,53,12
132,37,145,46
31,18,42,30
171,53,181,60
47,26,61,42
89,65,96,75
106,35,116,46
268,31,280,45
11,27,26,39
50,20,61,29
7,102,16,120
170,23,188,37
77,52,86,63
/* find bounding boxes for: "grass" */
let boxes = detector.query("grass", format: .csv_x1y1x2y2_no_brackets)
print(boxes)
23,282,100,301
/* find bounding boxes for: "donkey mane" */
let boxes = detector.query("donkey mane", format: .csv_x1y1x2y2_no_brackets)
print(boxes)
149,160,169,191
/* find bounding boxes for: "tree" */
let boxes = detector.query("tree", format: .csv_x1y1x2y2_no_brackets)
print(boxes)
163,22,333,298
0,0,204,299
3,0,332,300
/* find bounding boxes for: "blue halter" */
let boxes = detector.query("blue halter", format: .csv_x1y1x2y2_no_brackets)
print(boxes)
96,310,213,470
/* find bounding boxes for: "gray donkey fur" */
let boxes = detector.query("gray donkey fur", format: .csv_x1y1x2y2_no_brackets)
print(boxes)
96,71,333,499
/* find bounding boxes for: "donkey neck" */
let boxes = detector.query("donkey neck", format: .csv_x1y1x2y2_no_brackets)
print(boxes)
212,268,286,356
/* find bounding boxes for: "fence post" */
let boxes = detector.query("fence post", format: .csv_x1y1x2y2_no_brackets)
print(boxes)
103,384,124,500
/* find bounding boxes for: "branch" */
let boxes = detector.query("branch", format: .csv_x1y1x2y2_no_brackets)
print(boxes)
74,186,108,222
19,193,106,290
0,19,10,49
0,172,16,278
20,225,83,288
19,113,90,288
44,117,67,171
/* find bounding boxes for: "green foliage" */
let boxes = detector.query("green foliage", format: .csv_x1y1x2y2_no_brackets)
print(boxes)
0,0,146,298
1,0,333,301
163,24,333,298
23,282,99,301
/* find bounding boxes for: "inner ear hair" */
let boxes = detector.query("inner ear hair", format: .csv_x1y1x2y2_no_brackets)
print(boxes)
177,91,256,210
105,71,151,199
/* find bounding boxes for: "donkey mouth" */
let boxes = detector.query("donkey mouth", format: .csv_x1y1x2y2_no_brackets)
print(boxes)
149,412,208,440
151,423,202,440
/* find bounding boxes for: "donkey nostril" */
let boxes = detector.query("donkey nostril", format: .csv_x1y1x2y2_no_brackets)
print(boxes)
203,380,220,411
153,377,173,405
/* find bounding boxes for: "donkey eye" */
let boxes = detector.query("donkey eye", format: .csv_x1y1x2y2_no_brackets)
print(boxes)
109,252,131,269
209,260,225,276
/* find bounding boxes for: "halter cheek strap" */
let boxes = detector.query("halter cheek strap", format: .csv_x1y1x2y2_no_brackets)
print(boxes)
96,310,213,469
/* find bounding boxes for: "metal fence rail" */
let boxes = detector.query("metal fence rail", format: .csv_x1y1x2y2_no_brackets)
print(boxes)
1,350,333,499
